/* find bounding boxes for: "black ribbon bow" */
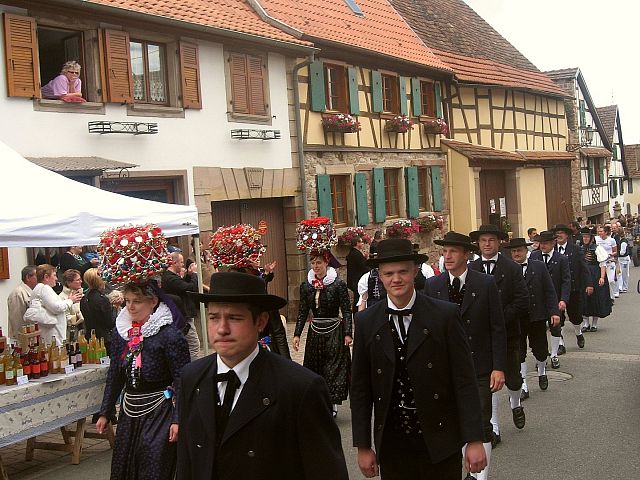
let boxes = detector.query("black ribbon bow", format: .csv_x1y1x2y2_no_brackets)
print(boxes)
215,370,241,442
385,307,413,317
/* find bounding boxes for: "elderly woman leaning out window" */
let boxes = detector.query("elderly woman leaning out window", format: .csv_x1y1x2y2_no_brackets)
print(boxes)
41,61,86,103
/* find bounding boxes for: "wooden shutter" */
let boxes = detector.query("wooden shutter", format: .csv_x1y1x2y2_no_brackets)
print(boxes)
399,76,408,116
612,145,618,160
0,248,8,280
579,99,586,128
347,66,360,115
180,42,202,109
434,81,442,118
230,53,249,113
316,175,332,219
247,55,267,115
103,29,133,103
411,77,422,117
3,13,40,98
431,166,443,211
309,60,325,112
587,159,595,185
373,168,386,222
371,70,383,113
405,166,419,218
354,172,369,226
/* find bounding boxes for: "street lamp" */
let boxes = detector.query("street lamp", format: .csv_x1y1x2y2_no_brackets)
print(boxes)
567,125,595,151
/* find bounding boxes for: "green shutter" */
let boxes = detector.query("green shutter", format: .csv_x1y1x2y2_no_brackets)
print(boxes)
431,166,443,211
309,61,326,112
405,166,419,218
371,70,383,113
347,66,360,115
354,172,369,225
434,82,442,118
411,77,422,117
612,145,618,160
579,99,586,128
316,174,332,218
399,76,408,116
373,168,386,222
620,178,624,195
587,159,595,185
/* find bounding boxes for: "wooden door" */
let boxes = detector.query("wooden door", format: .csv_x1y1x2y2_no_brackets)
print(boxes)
479,170,506,226
544,166,573,228
211,198,288,302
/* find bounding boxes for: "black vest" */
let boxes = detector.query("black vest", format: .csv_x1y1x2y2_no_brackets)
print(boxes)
367,269,387,307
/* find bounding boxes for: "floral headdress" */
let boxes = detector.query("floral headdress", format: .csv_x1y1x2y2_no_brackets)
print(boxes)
296,217,337,254
98,223,169,286
208,223,266,269
338,227,372,246
385,219,420,239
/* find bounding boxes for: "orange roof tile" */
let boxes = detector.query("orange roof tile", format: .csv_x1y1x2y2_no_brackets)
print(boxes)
258,0,451,72
84,0,312,47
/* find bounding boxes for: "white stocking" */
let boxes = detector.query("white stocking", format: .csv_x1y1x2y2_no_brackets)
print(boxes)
490,393,500,434
520,362,528,392
550,336,560,357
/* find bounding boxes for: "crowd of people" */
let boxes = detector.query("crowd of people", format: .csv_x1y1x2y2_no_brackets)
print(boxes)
2,214,632,479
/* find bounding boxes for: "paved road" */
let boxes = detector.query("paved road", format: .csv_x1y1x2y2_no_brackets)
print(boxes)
14,269,640,479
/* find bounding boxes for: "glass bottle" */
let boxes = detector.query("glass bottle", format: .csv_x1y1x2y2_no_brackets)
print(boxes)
51,344,60,374
0,348,5,385
59,346,69,370
5,350,15,386
78,331,88,364
14,350,24,379
75,343,82,368
39,343,49,377
30,343,40,379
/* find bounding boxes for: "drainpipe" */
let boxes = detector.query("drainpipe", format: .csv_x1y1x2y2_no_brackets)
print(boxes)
293,54,315,218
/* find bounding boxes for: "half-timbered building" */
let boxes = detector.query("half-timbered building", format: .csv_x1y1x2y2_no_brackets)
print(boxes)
597,105,628,218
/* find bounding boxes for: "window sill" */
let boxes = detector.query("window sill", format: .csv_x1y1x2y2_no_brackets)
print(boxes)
228,112,273,125
33,99,105,115
126,104,185,118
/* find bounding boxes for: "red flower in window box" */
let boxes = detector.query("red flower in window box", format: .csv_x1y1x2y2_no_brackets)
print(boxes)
422,117,449,135
416,215,445,233
338,227,372,246
385,219,420,239
321,113,361,133
384,115,414,134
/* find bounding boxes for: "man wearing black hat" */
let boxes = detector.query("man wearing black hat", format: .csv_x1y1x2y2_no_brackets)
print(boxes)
177,272,348,480
423,231,506,479
505,238,560,399
531,229,577,368
351,238,486,480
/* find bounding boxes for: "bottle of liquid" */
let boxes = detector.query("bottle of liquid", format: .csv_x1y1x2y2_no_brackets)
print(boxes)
59,346,69,371
89,330,98,361
0,349,5,385
67,344,75,368
51,344,60,374
75,343,82,368
97,338,107,361
78,331,88,364
14,350,24,379
30,344,41,380
4,350,14,386
39,343,49,378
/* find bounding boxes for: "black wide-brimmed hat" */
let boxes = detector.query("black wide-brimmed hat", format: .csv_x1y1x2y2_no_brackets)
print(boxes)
434,231,479,251
469,224,509,241
366,238,428,267
503,237,533,249
188,272,287,310
533,230,557,242
552,224,573,235
579,226,595,236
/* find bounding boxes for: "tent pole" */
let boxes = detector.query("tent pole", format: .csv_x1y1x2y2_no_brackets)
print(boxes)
192,234,209,356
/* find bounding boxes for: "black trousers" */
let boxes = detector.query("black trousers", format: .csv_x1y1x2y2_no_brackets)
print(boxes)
476,374,493,442
519,320,549,363
505,335,523,391
380,447,462,480
551,291,582,336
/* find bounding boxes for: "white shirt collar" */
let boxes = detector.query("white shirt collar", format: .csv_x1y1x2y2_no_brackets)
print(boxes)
448,268,468,288
217,344,260,386
387,289,416,311
556,241,567,249
481,253,500,262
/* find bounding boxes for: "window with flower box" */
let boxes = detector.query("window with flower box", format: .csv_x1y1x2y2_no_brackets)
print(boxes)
381,74,399,113
324,64,348,112
384,169,401,217
330,175,350,226
420,80,436,118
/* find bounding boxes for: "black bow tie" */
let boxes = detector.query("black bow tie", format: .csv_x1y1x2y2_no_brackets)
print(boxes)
483,260,496,264
386,307,413,317
521,263,528,267
216,371,241,386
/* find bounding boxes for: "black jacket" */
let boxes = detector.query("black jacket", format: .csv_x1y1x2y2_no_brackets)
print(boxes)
351,292,483,463
345,247,368,294
161,270,199,318
424,269,507,375
550,242,592,293
59,251,93,276
530,250,571,303
521,259,560,323
177,349,348,480
79,289,114,347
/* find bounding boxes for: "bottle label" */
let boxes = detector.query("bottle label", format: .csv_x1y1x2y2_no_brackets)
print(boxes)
16,367,24,377
32,363,41,374
53,360,60,370
5,370,14,380
0,363,4,373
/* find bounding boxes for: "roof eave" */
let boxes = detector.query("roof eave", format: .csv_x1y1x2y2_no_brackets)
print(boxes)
575,70,612,151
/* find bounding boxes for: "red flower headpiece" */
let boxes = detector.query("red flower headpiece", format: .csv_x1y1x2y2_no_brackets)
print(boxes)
296,217,337,252
208,223,266,268
98,223,169,286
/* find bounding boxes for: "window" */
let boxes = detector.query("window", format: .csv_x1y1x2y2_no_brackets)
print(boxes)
343,0,365,17
420,81,436,117
629,179,634,194
130,40,168,104
417,167,434,211
330,176,349,226
610,180,618,198
620,178,624,195
324,64,347,112
384,169,400,217
381,74,399,113
37,26,86,99
228,52,268,118
592,158,605,184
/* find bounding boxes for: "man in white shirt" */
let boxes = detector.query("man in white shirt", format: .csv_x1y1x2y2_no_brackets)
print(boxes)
617,230,631,293
596,225,618,300
7,265,37,339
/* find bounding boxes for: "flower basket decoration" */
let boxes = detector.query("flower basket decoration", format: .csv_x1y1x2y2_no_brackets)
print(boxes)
384,115,414,134
385,219,420,239
338,227,372,247
208,223,266,269
321,113,361,133
416,215,445,234
98,223,169,286
422,117,449,135
296,217,338,253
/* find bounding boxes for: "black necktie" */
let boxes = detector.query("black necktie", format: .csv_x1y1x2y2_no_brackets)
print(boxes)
483,260,495,274
216,370,241,441
558,245,565,255
543,253,549,264
521,263,527,276
452,276,461,295
386,308,410,342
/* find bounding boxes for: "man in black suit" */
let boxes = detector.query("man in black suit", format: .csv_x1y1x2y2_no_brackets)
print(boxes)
352,238,486,480
531,230,574,369
469,225,528,443
505,238,560,399
178,272,348,480
423,232,504,479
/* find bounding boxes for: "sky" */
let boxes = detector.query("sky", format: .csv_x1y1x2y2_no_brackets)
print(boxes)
462,0,640,144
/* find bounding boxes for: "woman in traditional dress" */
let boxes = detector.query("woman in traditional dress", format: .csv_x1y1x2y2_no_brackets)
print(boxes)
95,224,190,480
580,227,612,332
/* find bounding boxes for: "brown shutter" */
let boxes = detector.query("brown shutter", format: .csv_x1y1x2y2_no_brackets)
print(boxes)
0,248,9,280
3,13,40,98
179,41,202,109
103,29,133,103
229,53,249,114
247,55,266,115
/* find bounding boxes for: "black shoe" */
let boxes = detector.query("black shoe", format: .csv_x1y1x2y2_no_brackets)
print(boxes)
512,406,526,429
520,389,530,401
539,375,548,391
581,325,589,333
551,356,560,369
558,344,567,356
590,326,598,332
577,334,585,348
490,431,501,448
332,406,338,418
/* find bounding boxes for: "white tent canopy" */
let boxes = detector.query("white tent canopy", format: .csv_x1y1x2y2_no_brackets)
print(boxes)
0,141,199,247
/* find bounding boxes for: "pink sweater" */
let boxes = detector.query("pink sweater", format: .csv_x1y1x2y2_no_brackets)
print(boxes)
41,74,81,98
